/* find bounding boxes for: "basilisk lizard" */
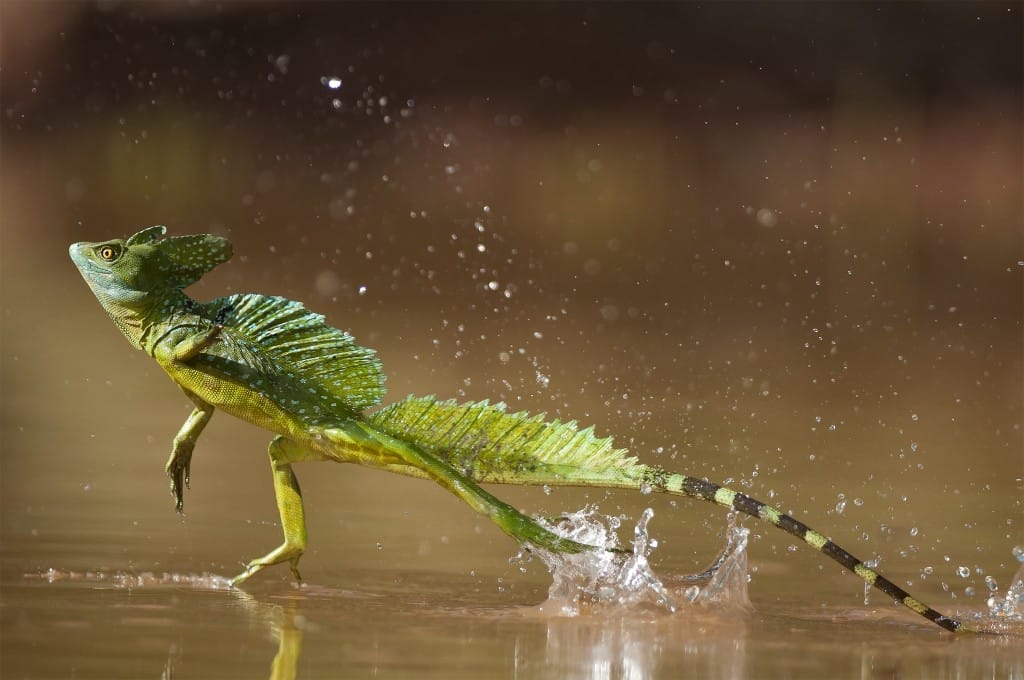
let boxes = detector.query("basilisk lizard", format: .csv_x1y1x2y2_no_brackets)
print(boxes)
70,226,967,632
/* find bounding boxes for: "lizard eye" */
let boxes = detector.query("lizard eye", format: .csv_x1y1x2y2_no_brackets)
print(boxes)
97,245,121,262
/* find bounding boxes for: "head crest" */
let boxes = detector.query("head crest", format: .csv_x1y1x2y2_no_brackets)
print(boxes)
127,225,233,288
126,225,167,245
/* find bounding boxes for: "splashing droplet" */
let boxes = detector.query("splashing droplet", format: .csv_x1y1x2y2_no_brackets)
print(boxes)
516,506,750,617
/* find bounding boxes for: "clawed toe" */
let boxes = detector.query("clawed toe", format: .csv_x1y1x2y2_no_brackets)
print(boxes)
228,547,303,587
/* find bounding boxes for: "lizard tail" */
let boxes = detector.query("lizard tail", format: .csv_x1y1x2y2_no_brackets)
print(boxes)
648,471,964,633
365,395,967,632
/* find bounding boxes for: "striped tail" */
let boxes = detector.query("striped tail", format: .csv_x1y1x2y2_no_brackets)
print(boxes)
655,471,963,633
366,396,965,632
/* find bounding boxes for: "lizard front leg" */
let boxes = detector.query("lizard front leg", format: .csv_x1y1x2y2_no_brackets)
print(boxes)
167,390,214,513
148,319,225,365
148,324,222,512
169,323,223,362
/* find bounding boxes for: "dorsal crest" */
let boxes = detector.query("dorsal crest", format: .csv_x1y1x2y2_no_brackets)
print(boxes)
205,293,387,414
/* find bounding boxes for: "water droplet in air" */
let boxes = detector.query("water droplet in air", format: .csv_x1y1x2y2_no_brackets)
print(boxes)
756,208,777,227
315,270,341,296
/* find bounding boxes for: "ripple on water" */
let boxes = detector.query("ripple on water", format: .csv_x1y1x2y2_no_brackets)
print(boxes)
25,568,232,590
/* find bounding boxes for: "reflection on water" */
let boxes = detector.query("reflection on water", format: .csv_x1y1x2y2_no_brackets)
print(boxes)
536,612,749,680
15,541,1023,679
232,591,303,680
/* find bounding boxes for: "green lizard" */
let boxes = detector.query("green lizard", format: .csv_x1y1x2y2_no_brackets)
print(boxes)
70,226,967,632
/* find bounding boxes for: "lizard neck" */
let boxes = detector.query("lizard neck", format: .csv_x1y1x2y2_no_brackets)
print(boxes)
98,287,197,351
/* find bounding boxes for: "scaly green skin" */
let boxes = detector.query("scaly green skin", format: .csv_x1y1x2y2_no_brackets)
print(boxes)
70,227,968,633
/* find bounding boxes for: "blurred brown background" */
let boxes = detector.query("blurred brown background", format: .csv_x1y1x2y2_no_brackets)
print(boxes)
1,2,1021,595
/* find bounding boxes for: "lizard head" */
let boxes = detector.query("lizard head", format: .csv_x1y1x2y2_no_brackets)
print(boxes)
70,226,233,335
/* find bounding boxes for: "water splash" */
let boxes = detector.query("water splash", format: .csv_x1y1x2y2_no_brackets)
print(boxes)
670,512,752,610
946,546,1024,635
27,568,231,590
985,546,1024,620
514,506,750,616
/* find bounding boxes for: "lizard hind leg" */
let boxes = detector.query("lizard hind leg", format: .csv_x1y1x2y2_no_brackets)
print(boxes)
231,436,325,586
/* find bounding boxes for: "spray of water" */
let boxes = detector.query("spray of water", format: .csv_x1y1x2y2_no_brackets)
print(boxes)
29,568,231,590
984,546,1024,620
513,506,750,616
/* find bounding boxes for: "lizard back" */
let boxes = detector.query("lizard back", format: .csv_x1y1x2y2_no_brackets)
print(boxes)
197,293,386,418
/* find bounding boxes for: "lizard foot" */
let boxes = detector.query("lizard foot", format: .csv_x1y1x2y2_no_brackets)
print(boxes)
165,445,193,514
229,546,303,587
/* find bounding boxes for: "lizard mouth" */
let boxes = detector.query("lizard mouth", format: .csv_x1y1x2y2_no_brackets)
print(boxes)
69,243,112,279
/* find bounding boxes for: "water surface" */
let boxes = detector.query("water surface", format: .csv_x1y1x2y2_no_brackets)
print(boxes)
2,4,1022,676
